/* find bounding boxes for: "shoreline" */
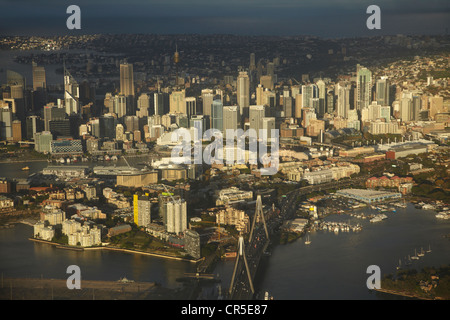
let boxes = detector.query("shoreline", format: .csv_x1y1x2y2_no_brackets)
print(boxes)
28,237,200,263
374,288,434,300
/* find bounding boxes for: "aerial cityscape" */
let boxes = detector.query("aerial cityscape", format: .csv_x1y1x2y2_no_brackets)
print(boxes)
0,0,449,304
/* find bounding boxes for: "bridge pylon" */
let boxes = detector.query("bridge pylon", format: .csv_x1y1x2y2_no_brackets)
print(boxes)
229,233,254,296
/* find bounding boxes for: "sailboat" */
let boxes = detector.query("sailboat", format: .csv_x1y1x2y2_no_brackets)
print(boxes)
405,256,412,266
396,259,402,270
411,249,419,260
304,235,311,245
418,247,425,257
426,245,432,253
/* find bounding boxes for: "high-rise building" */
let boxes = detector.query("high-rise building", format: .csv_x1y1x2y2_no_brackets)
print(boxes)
223,106,240,136
184,229,201,259
34,131,52,153
166,199,187,235
237,71,250,110
32,62,46,91
169,90,186,114
249,105,265,139
185,97,196,118
133,194,152,228
376,77,390,106
26,115,44,140
120,63,134,97
356,65,372,111
336,83,351,119
262,117,276,141
301,84,318,109
211,99,223,132
137,93,150,117
201,89,214,119
64,68,80,115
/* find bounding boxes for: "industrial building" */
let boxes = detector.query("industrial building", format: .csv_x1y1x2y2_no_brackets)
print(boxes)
336,189,402,203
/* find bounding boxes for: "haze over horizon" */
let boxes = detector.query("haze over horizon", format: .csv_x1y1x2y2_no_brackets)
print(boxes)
0,0,449,38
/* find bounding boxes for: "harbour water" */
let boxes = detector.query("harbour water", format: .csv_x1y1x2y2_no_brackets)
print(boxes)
214,204,450,299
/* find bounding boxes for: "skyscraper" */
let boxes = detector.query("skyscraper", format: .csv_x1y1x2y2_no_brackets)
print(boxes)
64,68,80,115
120,63,134,97
249,105,265,139
166,199,187,235
356,65,372,111
237,71,250,111
133,194,152,228
32,62,46,91
169,90,186,114
376,77,390,106
223,105,240,136
211,99,224,132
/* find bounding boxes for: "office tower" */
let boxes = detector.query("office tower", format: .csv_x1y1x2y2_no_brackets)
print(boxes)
262,117,275,141
295,94,303,118
316,79,326,117
266,62,275,79
237,71,250,110
26,115,44,140
249,105,265,139
137,93,150,117
250,53,256,71
263,90,276,109
283,96,293,118
326,91,335,114
125,115,139,133
259,75,274,90
223,106,240,137
412,96,421,121
114,95,127,118
302,108,317,128
211,99,223,132
201,89,214,119
291,86,301,99
99,115,115,139
429,96,444,120
34,131,52,153
166,199,187,235
120,63,134,97
0,106,12,141
190,115,209,141
301,84,318,109
256,85,264,105
356,65,372,111
115,123,125,141
32,62,46,90
154,92,169,116
43,103,66,132
169,90,186,114
120,63,135,115
311,98,320,116
376,77,390,106
336,83,350,118
185,97,196,118
64,68,80,115
49,119,71,138
400,97,412,122
12,120,22,142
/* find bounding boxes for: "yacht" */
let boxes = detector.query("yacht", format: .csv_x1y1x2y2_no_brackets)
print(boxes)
405,256,412,266
418,248,425,257
426,245,432,253
411,249,420,260
396,259,402,270
304,235,311,245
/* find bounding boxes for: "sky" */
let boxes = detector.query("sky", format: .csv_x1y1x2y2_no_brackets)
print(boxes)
0,0,449,38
